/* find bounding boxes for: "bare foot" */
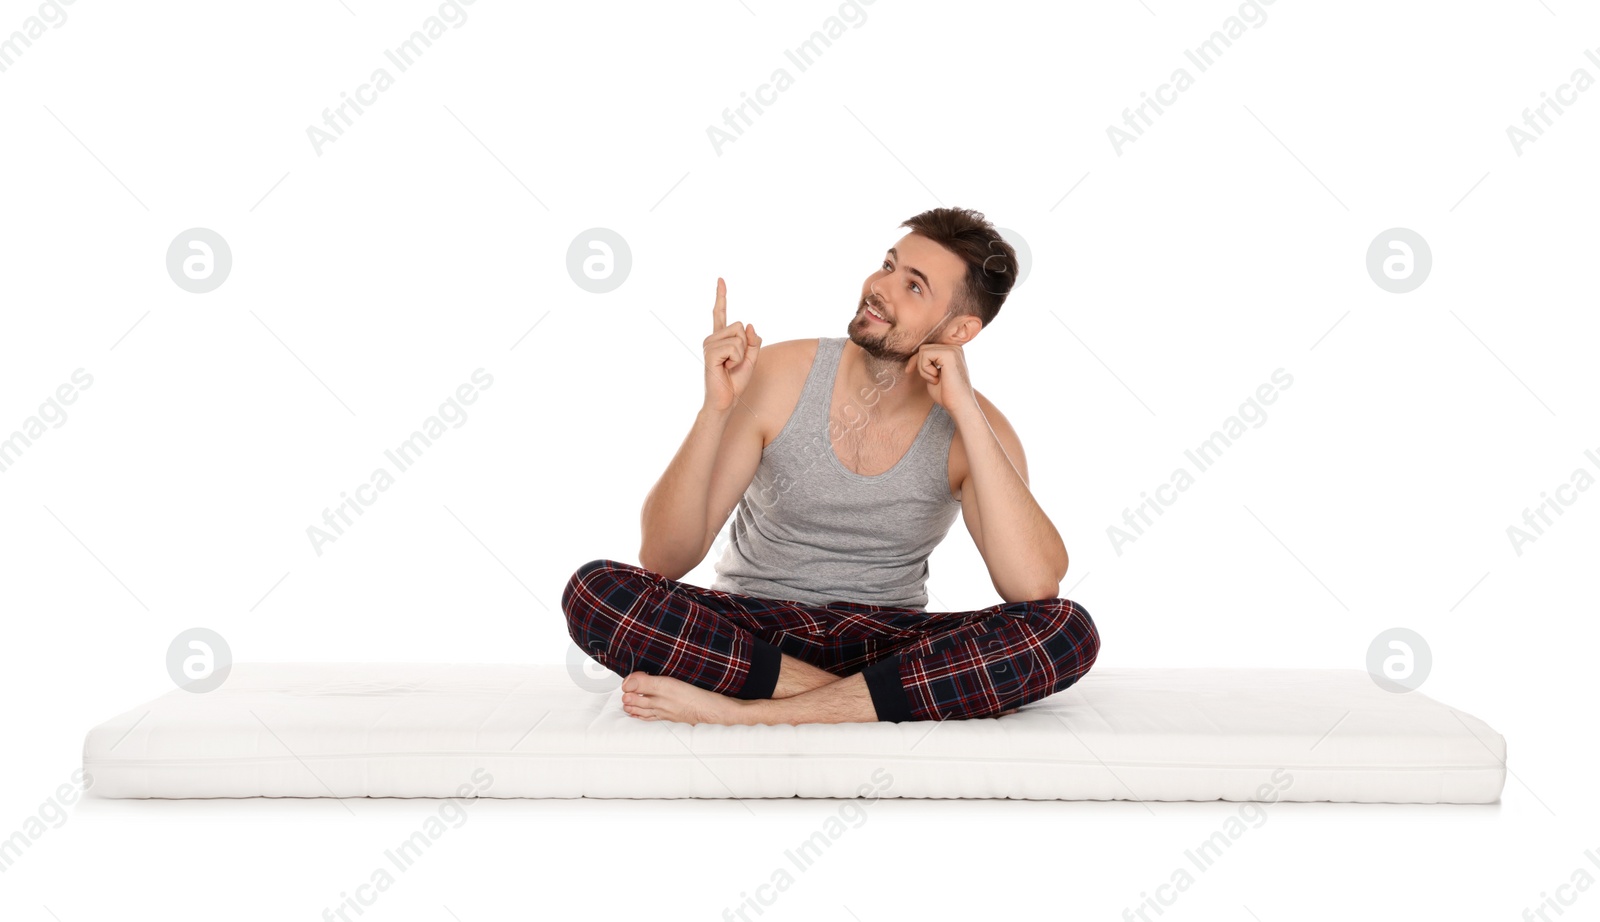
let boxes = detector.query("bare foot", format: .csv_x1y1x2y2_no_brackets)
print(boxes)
620,672,750,725
998,708,1018,717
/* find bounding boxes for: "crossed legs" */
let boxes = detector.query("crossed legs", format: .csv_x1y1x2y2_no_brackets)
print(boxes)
561,558,1100,725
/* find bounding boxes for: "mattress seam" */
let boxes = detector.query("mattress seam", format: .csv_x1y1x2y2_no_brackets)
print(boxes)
81,755,1508,771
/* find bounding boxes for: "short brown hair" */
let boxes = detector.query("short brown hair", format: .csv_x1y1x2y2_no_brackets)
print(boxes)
899,206,1017,327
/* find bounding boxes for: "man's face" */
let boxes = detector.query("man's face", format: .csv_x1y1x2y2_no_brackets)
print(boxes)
847,232,969,363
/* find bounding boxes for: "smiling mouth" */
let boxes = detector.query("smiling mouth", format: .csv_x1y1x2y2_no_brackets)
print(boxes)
863,302,890,323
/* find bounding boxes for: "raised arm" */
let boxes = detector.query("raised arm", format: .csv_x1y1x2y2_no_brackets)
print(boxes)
638,278,766,580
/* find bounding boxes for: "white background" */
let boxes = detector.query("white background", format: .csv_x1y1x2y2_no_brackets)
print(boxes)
2,0,1596,918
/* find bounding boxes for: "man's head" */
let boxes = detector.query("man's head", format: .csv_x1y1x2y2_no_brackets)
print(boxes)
847,206,1019,363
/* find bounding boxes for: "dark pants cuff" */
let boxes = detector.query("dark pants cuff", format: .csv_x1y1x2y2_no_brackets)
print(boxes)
733,637,782,700
861,654,916,722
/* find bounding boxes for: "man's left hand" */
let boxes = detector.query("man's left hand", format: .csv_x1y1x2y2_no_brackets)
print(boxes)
907,343,975,416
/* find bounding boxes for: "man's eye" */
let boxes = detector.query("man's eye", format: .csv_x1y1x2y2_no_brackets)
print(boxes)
883,260,920,294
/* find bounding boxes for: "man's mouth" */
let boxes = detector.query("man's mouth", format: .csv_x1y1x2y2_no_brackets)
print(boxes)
863,302,889,324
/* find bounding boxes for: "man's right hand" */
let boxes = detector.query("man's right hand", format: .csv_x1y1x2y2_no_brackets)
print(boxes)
703,277,762,413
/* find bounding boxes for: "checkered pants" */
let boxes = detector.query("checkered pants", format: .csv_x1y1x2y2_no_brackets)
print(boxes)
560,559,1100,722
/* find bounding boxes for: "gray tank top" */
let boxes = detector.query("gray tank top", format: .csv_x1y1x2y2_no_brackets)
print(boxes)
710,336,961,610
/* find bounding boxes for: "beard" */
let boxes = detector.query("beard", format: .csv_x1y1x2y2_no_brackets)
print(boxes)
847,297,927,363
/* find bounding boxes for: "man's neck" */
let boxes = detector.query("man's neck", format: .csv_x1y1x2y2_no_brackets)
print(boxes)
840,339,931,419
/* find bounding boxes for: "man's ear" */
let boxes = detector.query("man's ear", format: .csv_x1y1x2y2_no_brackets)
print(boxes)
948,314,982,345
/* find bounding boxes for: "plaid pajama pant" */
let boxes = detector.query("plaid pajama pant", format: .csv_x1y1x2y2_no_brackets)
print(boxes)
560,558,1101,722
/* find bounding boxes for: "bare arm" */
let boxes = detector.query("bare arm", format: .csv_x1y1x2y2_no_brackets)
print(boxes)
952,393,1069,603
638,278,767,579
639,405,736,578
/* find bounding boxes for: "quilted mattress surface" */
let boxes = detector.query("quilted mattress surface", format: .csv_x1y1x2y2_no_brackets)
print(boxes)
81,663,1508,803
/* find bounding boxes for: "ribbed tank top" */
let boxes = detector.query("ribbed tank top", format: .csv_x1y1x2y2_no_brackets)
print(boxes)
710,336,961,610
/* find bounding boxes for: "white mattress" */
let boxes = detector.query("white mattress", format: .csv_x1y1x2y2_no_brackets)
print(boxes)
81,663,1508,803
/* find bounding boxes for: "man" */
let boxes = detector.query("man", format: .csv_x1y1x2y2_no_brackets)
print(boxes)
561,207,1099,725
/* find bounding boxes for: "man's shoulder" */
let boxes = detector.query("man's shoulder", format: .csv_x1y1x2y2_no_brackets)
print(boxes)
762,336,822,364
973,388,1029,471
971,388,1007,423
738,338,823,445
751,337,821,387
952,388,1027,469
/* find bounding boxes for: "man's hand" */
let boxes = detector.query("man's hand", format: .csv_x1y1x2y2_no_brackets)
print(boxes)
703,277,762,413
906,342,975,417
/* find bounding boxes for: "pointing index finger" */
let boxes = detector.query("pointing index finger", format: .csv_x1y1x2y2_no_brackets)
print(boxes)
713,277,727,333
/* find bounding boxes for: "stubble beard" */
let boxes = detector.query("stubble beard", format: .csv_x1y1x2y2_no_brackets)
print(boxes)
848,298,920,364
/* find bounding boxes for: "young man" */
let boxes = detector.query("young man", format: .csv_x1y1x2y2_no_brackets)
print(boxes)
561,207,1100,725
